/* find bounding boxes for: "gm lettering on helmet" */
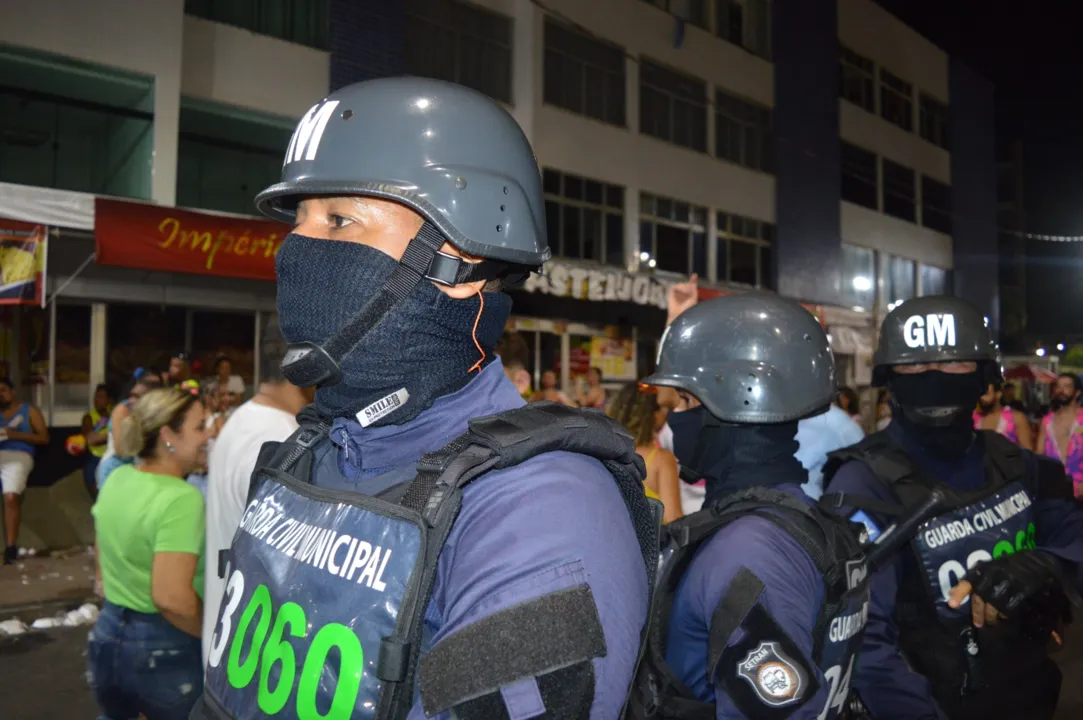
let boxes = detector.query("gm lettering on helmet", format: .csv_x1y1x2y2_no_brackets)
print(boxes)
284,100,340,166
903,313,956,349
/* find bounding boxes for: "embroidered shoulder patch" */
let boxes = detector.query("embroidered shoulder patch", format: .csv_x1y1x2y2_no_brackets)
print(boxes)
735,640,808,707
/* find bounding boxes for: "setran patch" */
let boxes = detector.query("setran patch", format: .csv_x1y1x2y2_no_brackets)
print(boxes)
736,640,808,707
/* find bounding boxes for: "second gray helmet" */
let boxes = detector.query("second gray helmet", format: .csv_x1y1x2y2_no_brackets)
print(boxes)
873,295,998,386
644,293,836,423
255,76,549,268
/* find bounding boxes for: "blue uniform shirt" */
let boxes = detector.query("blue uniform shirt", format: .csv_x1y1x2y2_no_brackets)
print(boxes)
825,423,1083,720
796,405,865,499
311,359,649,719
666,483,845,719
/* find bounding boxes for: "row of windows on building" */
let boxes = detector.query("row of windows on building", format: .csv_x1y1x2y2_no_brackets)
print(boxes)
185,0,330,49
842,243,951,312
409,2,775,174
840,141,952,235
839,44,950,150
642,0,773,60
186,0,773,62
185,0,943,174
543,168,775,288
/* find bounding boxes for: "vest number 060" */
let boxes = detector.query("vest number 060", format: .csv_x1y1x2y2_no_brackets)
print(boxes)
208,569,365,719
936,524,1037,603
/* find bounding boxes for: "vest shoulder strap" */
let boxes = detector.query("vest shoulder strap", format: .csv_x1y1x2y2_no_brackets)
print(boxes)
401,401,660,576
630,487,867,718
1034,454,1074,501
821,431,932,519
710,488,867,616
695,489,863,663
401,401,663,720
980,429,1029,487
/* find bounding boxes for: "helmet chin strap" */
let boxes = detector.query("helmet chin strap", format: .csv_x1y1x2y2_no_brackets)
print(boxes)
280,222,508,389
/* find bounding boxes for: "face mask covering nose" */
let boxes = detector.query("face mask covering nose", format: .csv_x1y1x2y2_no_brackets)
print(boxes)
275,233,511,426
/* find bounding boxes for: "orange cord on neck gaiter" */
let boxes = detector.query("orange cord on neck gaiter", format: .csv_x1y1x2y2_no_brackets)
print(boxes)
468,286,486,373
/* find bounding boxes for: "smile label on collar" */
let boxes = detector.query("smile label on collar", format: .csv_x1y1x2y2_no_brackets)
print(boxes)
358,388,410,427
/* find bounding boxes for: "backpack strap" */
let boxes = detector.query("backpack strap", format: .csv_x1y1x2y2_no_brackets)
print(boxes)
630,508,748,720
631,487,866,719
402,401,658,579
981,430,1037,494
384,402,662,720
708,488,866,664
820,431,923,519
227,411,331,581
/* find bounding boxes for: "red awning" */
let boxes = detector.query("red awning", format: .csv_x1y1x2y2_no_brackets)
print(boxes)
1003,364,1056,383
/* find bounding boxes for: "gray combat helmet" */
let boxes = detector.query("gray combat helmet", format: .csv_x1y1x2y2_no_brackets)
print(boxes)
256,76,549,268
873,295,999,387
644,293,836,424
254,78,549,389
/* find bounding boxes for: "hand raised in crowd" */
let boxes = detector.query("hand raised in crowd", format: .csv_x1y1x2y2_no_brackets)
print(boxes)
666,273,699,327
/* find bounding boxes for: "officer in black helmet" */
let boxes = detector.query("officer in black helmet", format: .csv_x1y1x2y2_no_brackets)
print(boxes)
194,78,659,719
627,293,870,720
822,295,1083,720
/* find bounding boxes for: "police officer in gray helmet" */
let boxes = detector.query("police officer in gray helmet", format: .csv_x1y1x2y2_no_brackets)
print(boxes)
194,77,661,720
627,293,870,720
822,295,1083,719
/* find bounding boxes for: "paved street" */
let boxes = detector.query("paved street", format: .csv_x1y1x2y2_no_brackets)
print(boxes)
1,621,1082,719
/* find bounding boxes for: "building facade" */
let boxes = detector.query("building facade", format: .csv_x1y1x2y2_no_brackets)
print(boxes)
0,0,996,423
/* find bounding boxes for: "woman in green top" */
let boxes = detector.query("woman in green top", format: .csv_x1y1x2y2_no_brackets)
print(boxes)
88,387,208,720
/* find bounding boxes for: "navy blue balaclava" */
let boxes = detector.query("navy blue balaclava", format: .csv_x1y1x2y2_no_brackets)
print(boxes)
275,233,511,426
667,405,806,505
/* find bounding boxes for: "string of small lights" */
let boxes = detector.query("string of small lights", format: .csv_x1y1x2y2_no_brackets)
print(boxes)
1002,229,1083,243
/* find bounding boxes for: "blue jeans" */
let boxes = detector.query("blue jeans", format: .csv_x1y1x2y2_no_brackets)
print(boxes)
96,455,131,489
84,456,101,500
87,602,203,720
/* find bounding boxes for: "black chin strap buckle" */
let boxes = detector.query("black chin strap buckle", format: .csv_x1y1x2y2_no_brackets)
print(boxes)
277,222,516,392
281,341,342,388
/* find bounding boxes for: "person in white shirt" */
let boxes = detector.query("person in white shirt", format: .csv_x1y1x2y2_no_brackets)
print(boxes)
794,403,865,499
202,322,312,664
206,355,246,406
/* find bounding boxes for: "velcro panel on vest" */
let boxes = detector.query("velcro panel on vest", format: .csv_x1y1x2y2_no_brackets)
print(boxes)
708,566,766,675
467,402,642,471
418,584,606,717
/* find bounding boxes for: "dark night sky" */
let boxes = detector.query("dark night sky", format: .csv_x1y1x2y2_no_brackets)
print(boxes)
877,1,1083,337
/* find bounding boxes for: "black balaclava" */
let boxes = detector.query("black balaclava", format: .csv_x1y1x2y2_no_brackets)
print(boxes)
276,233,511,426
667,406,807,505
888,369,985,458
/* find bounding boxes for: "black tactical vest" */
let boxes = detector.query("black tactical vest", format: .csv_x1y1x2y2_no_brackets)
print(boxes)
626,487,870,720
821,429,1073,705
193,402,662,720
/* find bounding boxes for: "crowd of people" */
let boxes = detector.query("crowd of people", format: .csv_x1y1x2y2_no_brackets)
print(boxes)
4,76,1082,720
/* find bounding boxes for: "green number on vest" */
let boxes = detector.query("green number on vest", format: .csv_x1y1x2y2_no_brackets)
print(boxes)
258,601,307,714
1015,522,1036,552
224,580,366,718
228,583,272,689
992,540,1015,558
298,623,365,720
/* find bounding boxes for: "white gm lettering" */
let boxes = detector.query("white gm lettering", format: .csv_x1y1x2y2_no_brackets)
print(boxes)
284,100,340,165
902,313,956,349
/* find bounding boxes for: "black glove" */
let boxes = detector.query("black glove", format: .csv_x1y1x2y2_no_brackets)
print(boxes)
964,550,1065,615
1017,583,1074,644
